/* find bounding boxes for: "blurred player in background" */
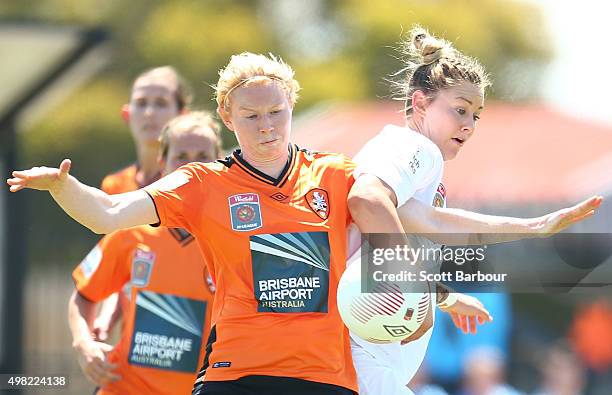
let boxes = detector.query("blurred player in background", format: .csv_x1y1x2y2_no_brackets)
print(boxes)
95,66,193,342
347,25,602,395
102,66,192,194
68,112,221,394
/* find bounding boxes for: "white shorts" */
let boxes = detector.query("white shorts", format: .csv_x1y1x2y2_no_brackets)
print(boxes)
350,299,435,395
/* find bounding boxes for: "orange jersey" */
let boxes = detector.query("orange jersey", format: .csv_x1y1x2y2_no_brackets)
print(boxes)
72,226,215,395
101,164,161,315
145,144,358,392
101,164,161,194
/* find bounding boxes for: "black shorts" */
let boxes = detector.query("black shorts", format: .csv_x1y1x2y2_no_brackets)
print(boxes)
192,375,357,395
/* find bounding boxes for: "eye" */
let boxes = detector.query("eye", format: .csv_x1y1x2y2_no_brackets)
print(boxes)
456,108,466,115
270,109,282,115
246,114,257,120
473,114,481,121
155,98,169,108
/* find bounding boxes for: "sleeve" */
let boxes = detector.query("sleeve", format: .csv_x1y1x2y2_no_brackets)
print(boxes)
353,133,442,207
144,163,204,230
343,156,357,226
72,231,132,302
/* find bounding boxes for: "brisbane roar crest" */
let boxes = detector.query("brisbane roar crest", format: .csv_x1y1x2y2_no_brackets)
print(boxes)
305,188,330,220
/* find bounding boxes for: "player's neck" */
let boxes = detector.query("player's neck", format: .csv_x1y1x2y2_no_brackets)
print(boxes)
136,143,161,184
240,150,289,179
406,118,432,141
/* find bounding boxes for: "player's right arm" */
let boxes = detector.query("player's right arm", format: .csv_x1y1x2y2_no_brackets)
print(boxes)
68,291,121,386
7,159,157,234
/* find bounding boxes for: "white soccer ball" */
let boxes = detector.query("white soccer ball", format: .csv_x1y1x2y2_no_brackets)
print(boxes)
337,250,432,344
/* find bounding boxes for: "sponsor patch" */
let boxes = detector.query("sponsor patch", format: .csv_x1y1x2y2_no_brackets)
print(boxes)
212,362,232,368
131,247,156,287
79,245,102,279
250,232,330,313
129,291,206,373
305,188,329,220
228,193,263,232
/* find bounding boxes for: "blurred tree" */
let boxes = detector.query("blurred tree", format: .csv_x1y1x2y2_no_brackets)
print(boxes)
4,0,552,265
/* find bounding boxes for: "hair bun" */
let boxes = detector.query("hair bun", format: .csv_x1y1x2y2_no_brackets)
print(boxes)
411,26,447,65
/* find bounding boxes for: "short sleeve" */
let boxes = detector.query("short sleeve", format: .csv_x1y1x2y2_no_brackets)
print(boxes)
342,156,357,225
144,163,204,230
72,231,132,302
354,126,443,207
343,156,356,191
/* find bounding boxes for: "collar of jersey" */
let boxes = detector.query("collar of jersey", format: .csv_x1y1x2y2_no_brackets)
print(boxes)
231,144,296,187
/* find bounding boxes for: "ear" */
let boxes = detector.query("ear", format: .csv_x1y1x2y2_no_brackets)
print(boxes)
411,90,429,117
121,104,130,123
217,106,235,132
158,154,167,174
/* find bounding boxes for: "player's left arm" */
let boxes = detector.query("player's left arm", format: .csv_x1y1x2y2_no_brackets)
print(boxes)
348,174,434,341
397,196,603,246
348,174,403,232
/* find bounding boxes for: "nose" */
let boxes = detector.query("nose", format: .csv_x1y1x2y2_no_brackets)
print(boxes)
258,114,273,134
144,104,155,117
462,118,475,135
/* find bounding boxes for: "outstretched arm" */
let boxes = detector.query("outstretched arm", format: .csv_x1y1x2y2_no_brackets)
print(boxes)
7,159,158,234
397,196,602,246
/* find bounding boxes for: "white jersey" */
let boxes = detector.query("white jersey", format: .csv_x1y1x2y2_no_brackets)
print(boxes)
353,124,444,208
350,124,446,395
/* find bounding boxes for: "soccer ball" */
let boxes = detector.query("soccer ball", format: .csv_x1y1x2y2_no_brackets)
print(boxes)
337,250,432,344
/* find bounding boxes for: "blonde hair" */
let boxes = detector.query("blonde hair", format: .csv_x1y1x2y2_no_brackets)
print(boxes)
392,26,491,116
132,66,193,111
215,52,300,111
159,111,222,159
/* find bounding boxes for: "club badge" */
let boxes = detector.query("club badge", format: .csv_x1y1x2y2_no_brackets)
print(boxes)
432,183,447,208
305,188,330,220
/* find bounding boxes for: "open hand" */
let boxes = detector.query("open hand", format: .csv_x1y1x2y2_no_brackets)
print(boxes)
6,159,71,193
531,195,603,236
440,293,493,334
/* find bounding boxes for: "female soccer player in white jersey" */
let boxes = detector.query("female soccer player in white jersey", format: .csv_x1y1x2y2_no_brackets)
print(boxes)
347,26,603,395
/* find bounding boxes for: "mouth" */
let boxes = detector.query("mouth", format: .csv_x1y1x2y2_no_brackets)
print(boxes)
452,137,465,146
261,139,279,145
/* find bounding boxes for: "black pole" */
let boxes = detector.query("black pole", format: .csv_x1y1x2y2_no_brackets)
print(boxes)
0,117,25,394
